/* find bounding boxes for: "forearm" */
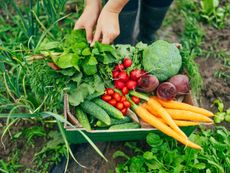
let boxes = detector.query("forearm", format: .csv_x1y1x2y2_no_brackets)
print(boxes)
104,0,129,13
85,0,102,9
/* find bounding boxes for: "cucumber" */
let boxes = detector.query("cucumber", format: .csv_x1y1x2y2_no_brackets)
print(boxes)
75,108,91,131
96,116,132,127
93,98,124,119
109,122,140,130
80,101,111,125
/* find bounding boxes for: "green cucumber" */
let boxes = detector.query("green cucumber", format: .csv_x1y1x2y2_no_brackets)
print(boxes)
75,108,91,131
109,122,140,130
93,98,124,119
80,101,111,125
96,116,132,127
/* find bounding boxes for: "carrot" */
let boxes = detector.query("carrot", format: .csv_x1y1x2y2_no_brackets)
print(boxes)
147,98,187,138
165,109,213,123
144,104,213,123
154,97,214,117
157,118,201,126
135,105,202,149
173,120,202,126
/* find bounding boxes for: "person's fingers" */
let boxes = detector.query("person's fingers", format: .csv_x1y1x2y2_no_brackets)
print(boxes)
102,33,111,44
91,27,102,46
85,26,93,43
74,21,83,30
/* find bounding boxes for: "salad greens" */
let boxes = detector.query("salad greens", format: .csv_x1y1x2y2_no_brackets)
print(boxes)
113,126,230,173
28,30,122,109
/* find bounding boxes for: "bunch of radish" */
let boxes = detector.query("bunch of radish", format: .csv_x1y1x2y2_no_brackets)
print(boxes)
112,58,146,94
102,88,131,115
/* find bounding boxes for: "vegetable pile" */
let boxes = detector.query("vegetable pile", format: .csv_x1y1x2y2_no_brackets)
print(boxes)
28,29,215,149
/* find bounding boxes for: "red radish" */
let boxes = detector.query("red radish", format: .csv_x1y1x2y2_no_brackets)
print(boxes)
123,58,132,68
121,96,126,102
106,88,114,95
116,102,124,110
157,82,177,101
126,80,137,90
108,99,117,106
102,95,112,101
118,71,129,82
131,96,140,104
114,80,125,89
121,108,127,115
123,101,131,108
122,87,129,95
112,70,119,78
113,93,121,102
130,69,142,81
114,64,125,71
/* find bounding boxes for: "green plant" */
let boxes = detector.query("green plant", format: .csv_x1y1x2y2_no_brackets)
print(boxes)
200,0,230,29
0,150,22,173
113,126,230,173
212,99,230,123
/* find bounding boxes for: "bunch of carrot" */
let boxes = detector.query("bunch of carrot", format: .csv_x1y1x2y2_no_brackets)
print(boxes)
130,93,214,150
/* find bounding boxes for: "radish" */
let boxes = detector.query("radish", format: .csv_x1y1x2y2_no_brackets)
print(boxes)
114,64,125,71
130,69,142,81
126,80,137,90
115,80,125,89
112,70,119,78
123,58,132,68
118,71,129,82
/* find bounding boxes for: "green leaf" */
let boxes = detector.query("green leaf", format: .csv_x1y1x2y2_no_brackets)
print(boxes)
68,83,94,106
129,156,146,172
59,68,76,76
213,99,224,112
113,151,130,160
56,53,73,69
71,72,83,86
39,39,60,50
146,133,163,147
82,47,91,56
192,163,206,170
88,56,98,65
101,53,116,64
71,54,80,71
83,64,97,75
143,151,154,160
92,48,100,55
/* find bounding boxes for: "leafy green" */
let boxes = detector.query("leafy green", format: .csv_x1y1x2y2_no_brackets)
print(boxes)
29,29,121,107
213,99,230,123
113,126,230,173
142,40,182,81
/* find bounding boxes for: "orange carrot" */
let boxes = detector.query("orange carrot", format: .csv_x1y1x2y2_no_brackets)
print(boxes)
135,105,202,149
154,97,214,117
165,109,213,123
174,120,203,126
147,98,187,138
157,118,201,126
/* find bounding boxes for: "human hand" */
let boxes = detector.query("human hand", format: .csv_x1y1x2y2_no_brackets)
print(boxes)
74,0,102,43
91,8,120,45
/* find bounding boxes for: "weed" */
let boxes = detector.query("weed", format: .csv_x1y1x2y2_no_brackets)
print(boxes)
199,0,230,29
